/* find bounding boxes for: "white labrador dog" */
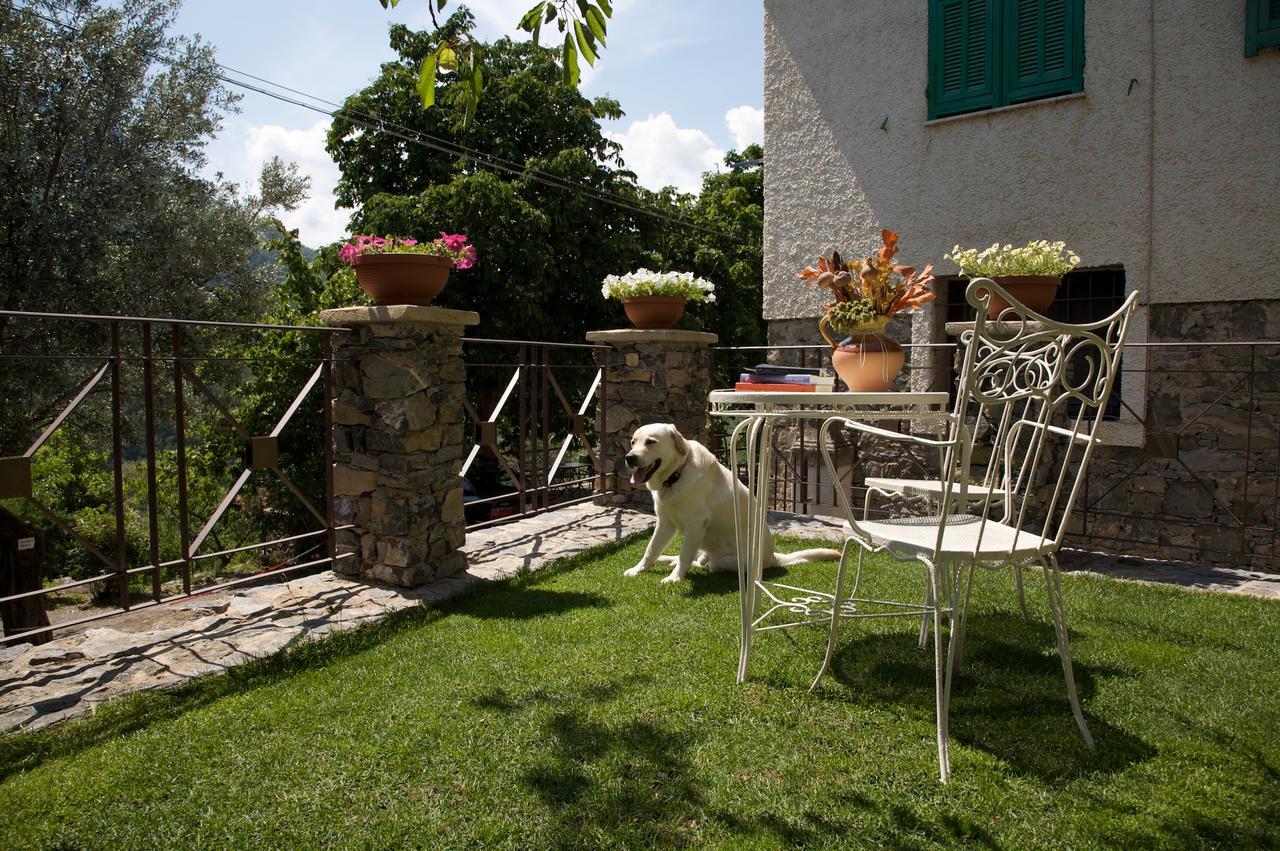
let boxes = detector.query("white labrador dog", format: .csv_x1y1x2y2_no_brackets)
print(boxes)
623,423,841,584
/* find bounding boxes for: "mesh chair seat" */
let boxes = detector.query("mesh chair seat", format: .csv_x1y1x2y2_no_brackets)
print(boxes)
849,514,1050,559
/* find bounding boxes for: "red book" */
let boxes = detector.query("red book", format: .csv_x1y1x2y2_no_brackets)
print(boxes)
735,382,816,392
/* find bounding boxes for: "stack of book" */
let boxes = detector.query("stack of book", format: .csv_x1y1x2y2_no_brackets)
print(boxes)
736,364,836,392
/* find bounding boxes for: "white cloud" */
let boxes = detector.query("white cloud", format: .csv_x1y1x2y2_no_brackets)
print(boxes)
243,121,349,246
724,104,763,151
605,112,723,195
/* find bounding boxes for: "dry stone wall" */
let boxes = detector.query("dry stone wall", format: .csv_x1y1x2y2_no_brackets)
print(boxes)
586,329,717,507
322,305,479,586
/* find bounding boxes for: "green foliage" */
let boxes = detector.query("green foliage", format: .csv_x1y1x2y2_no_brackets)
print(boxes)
0,0,301,452
826,299,880,334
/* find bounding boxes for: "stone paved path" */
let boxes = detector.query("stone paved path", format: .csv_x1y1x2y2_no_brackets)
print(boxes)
0,503,651,734
3,504,1276,735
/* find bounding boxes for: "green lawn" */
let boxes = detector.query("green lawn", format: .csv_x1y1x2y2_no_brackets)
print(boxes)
2,536,1278,849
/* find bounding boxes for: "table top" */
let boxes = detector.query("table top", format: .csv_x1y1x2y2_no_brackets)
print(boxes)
708,389,950,409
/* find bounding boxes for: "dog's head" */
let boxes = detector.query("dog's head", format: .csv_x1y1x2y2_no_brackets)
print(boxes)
625,423,688,487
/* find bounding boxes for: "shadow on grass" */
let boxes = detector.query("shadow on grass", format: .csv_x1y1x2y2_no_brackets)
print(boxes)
820,611,1155,781
0,537,641,783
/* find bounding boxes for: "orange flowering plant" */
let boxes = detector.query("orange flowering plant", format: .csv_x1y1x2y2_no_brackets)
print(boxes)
800,229,936,340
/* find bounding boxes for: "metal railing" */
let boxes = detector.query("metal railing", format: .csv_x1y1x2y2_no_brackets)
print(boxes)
0,311,347,645
461,338,611,530
710,341,1280,572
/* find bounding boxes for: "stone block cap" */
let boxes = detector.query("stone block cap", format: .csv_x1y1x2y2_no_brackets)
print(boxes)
586,329,718,345
321,305,480,327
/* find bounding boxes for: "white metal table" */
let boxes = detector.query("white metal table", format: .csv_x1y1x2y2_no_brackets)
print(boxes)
708,389,951,682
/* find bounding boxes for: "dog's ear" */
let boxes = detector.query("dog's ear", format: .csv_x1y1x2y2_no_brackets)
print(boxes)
668,424,688,455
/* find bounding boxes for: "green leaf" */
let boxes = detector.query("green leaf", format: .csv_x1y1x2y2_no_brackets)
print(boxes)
562,35,579,87
545,3,556,23
576,0,590,16
532,11,542,45
573,20,596,66
416,53,437,108
436,0,447,10
378,0,400,7
597,0,612,16
437,45,458,71
585,7,607,44
519,2,543,31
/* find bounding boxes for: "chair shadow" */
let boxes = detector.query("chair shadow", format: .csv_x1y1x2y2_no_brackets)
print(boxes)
449,589,610,620
818,611,1155,781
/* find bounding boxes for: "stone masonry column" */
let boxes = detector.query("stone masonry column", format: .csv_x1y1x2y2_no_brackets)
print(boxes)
321,305,480,586
585,329,718,507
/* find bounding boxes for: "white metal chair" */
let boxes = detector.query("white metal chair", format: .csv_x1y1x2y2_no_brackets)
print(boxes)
813,278,1139,782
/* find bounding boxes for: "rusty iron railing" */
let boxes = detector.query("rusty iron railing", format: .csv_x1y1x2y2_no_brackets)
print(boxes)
709,341,1280,572
0,310,348,645
461,338,612,530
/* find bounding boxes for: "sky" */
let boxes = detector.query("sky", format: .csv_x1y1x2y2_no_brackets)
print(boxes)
172,0,764,247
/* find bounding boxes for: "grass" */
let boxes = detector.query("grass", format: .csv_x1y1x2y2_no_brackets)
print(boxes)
1,535,1278,849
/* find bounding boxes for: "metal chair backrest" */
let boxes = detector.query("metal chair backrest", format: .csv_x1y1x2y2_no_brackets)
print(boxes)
939,278,1139,558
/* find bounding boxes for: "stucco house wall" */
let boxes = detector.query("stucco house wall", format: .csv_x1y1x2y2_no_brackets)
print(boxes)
760,1,1280,571
762,0,1280,319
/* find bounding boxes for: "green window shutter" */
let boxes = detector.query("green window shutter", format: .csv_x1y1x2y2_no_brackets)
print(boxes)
929,0,998,119
1004,0,1084,103
1246,0,1280,57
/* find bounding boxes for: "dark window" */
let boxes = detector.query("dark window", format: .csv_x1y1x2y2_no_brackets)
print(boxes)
1246,0,1280,56
948,267,1127,419
928,0,1085,120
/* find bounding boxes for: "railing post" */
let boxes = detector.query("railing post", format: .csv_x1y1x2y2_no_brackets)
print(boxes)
586,328,718,508
321,305,480,587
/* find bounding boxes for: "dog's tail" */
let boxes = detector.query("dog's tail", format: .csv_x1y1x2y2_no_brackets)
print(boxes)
773,548,842,566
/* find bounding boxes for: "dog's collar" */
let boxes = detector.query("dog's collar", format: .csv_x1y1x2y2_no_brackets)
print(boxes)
662,460,688,489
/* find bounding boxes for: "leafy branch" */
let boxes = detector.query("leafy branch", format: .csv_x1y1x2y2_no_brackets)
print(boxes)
378,0,612,122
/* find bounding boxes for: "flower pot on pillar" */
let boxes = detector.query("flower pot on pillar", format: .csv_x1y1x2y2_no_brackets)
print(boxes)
619,296,687,329
353,254,453,306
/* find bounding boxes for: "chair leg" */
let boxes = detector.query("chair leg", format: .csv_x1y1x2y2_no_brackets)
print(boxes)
917,585,931,650
953,564,976,665
1044,554,1095,749
1014,566,1031,622
926,559,951,782
810,539,858,692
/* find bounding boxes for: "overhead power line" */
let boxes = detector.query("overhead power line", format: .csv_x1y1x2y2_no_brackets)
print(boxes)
9,0,737,240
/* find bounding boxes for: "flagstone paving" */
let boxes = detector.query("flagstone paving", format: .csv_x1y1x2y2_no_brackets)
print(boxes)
2,503,1275,734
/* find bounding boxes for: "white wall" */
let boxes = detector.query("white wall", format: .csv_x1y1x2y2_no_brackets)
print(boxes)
763,0,1280,320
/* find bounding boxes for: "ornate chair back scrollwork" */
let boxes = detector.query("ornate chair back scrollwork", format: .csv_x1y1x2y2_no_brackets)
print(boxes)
813,278,1139,782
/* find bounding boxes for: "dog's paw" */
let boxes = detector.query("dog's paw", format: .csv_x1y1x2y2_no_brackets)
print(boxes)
623,564,647,577
659,572,685,585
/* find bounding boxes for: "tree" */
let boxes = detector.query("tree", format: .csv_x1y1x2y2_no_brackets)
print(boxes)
330,15,663,344
0,0,306,450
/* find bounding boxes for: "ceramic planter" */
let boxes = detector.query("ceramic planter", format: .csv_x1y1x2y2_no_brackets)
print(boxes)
984,275,1061,319
353,254,454,306
821,315,905,392
620,296,687,330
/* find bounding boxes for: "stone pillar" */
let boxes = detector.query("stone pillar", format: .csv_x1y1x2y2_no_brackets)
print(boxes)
585,329,718,506
321,305,480,587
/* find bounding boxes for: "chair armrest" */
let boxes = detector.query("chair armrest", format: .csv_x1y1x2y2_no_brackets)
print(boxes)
824,417,957,449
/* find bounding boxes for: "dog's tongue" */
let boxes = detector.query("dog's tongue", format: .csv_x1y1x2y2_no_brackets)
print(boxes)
630,465,648,486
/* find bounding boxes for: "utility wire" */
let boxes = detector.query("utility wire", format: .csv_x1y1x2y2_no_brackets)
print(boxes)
9,0,738,240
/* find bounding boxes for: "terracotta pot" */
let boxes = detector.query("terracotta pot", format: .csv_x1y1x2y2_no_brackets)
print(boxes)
825,318,905,392
981,275,1061,319
620,296,687,330
353,254,454,306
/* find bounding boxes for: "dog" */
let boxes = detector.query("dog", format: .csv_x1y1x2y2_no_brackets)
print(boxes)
622,423,842,584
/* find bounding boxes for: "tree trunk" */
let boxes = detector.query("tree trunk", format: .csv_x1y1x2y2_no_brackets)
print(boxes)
0,505,52,645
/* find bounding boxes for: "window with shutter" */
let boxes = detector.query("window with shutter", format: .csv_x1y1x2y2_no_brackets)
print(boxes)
1246,0,1280,56
928,0,1084,120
